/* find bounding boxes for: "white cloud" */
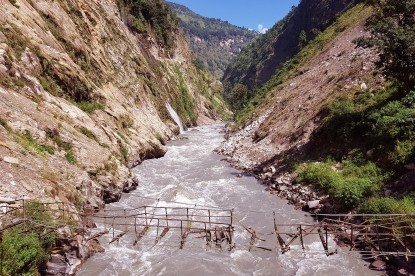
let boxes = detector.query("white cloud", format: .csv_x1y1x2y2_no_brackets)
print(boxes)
258,24,268,34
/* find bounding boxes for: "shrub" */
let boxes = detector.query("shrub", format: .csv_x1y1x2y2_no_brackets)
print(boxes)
65,150,76,164
296,162,340,192
0,232,48,275
0,201,56,275
296,160,384,210
74,101,104,114
359,197,415,214
79,126,97,142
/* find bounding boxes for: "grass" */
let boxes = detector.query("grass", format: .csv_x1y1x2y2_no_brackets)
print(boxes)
359,197,415,214
79,126,98,142
172,65,197,126
45,128,77,164
14,130,55,157
74,101,104,114
120,143,128,162
296,160,386,210
65,149,76,164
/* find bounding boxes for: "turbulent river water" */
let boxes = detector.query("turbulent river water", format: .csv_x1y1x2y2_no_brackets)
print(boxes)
79,124,379,276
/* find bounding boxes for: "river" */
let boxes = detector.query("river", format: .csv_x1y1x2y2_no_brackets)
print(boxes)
78,124,379,276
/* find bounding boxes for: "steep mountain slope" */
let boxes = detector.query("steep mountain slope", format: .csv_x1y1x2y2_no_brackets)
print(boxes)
0,0,222,210
219,4,375,169
167,1,259,79
222,0,361,110
220,0,415,218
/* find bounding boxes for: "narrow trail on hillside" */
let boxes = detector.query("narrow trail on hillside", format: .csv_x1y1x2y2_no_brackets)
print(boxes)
78,125,379,276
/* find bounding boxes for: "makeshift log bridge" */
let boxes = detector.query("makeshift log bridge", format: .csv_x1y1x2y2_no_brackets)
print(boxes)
1,199,415,259
86,205,235,250
272,213,415,258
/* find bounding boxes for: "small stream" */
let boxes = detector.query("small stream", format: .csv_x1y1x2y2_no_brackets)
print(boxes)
78,124,379,275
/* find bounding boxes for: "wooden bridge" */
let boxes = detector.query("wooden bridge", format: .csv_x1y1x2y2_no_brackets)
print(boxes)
1,198,415,260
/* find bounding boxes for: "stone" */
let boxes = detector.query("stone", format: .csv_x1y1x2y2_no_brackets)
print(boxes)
361,82,368,90
370,260,386,271
0,197,15,203
397,269,409,275
2,156,19,165
404,163,415,170
87,239,105,254
307,200,321,209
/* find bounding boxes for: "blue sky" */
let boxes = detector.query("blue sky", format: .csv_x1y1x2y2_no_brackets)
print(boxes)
167,0,300,33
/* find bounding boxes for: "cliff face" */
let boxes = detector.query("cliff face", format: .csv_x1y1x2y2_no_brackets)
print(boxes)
222,0,361,108
0,0,220,209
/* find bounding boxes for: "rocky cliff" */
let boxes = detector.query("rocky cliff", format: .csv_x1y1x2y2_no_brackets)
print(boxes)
0,0,222,210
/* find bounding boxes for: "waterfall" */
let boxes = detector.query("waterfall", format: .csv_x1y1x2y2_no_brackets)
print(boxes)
165,102,184,134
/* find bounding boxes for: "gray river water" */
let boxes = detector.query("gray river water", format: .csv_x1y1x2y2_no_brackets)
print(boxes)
78,124,379,275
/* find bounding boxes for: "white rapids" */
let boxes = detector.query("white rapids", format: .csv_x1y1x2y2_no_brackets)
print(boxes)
78,124,380,276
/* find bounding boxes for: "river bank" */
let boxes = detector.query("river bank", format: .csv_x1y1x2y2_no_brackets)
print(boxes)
78,124,379,276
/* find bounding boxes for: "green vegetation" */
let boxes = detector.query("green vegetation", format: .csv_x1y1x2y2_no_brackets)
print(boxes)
296,160,386,210
224,2,368,118
118,0,179,54
14,130,55,156
355,0,415,92
172,65,197,125
0,201,56,275
45,128,76,164
74,101,104,114
0,117,12,132
79,126,97,142
359,197,415,214
118,114,134,130
0,25,28,60
231,4,372,125
65,149,76,164
39,76,63,97
120,142,128,162
167,1,258,78
294,0,415,214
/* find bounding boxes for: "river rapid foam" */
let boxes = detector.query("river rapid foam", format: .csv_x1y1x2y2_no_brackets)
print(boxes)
78,124,379,276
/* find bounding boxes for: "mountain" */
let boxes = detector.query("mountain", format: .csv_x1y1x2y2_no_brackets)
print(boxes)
167,1,259,78
0,0,226,227
219,0,415,217
222,0,362,111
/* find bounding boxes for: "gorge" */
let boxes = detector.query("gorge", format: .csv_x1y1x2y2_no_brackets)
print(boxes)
0,0,414,275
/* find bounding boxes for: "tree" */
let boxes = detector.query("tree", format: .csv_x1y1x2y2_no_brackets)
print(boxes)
355,0,415,91
228,83,249,111
298,30,308,49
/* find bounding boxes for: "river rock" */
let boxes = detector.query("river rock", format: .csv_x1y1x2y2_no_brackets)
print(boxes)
370,260,386,271
0,197,15,203
398,268,409,275
307,200,321,209
2,156,19,165
87,239,105,254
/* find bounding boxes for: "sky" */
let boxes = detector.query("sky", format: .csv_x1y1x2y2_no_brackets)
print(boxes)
167,0,300,33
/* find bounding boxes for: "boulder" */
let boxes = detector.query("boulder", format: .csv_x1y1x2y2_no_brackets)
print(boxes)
370,260,386,271
2,156,19,165
307,200,321,209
